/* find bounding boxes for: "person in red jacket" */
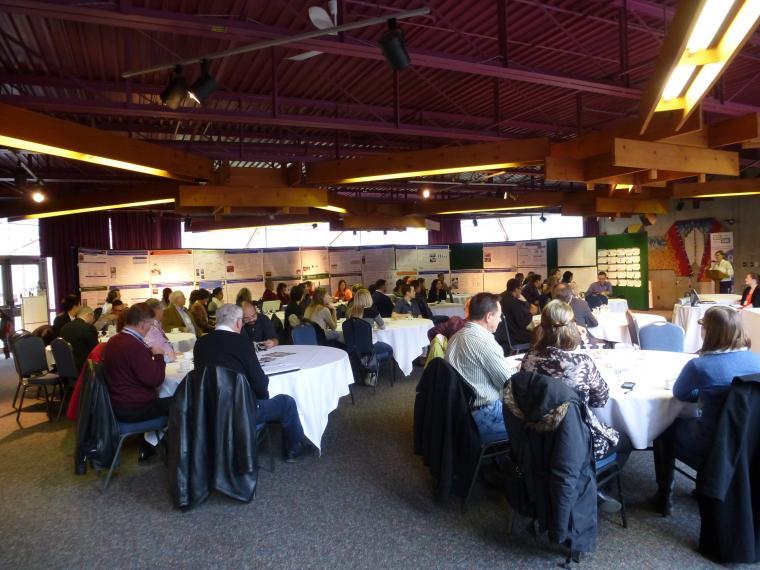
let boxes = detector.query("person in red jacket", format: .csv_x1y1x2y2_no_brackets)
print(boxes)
103,303,168,460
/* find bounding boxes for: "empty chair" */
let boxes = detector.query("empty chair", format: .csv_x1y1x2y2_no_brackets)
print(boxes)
495,315,531,356
342,317,395,398
50,338,80,421
291,324,318,345
11,334,62,424
625,310,641,348
639,322,685,353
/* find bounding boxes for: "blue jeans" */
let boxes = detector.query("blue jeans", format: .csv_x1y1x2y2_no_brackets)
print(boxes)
472,400,508,444
256,395,305,454
373,341,393,361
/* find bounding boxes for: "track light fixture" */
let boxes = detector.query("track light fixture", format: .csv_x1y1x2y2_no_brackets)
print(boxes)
160,65,188,110
383,230,388,235
13,165,27,188
539,212,547,222
188,60,218,105
676,200,685,211
312,222,318,229
419,187,431,199
379,18,411,71
473,219,478,227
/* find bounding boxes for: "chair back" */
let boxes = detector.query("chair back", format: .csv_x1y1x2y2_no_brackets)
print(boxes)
50,338,79,379
624,310,641,347
12,334,50,377
269,312,286,344
342,317,374,354
291,324,318,345
639,322,685,352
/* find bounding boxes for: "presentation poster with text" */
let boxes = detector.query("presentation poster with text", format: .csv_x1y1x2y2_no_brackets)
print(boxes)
78,248,109,288
328,247,362,274
263,247,301,278
300,247,329,276
395,246,418,271
417,245,450,272
224,250,264,280
109,250,150,287
451,270,484,293
517,241,547,268
483,243,517,270
149,250,194,285
193,250,226,281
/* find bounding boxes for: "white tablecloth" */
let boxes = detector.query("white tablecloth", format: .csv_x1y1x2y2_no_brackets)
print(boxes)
700,294,741,304
606,299,629,314
451,293,471,305
672,304,714,353
506,349,697,449
588,312,666,344
160,345,353,451
165,332,196,353
741,308,760,356
430,302,466,319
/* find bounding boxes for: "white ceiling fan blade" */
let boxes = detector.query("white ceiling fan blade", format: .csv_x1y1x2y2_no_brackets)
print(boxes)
309,6,337,35
287,50,324,61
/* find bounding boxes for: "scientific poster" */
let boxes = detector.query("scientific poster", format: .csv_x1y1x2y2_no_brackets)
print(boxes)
450,270,484,293
263,247,301,278
79,287,107,310
225,278,265,303
151,282,195,303
300,247,329,276
78,248,109,288
362,269,396,290
417,245,450,272
517,240,547,267
328,247,362,274
224,249,264,280
108,250,150,286
361,246,395,271
482,243,517,270
193,249,226,281
483,269,518,294
394,246,418,271
148,250,194,285
115,284,152,306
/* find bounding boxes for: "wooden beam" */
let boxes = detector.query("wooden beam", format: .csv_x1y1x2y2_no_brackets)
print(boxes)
596,197,670,215
4,183,178,219
340,215,431,230
583,152,648,183
544,156,584,182
303,138,549,185
416,192,562,216
709,113,760,147
614,138,739,176
673,178,760,198
0,102,214,182
188,213,336,232
179,185,331,208
743,139,760,149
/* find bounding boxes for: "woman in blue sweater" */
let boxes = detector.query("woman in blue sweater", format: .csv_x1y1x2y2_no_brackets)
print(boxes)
652,305,760,516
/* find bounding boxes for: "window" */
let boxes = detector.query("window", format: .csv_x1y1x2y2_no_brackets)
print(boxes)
181,222,429,249
461,214,583,243
0,219,40,255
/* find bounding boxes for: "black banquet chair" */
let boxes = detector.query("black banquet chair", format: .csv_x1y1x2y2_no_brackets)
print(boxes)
50,338,81,421
11,334,62,425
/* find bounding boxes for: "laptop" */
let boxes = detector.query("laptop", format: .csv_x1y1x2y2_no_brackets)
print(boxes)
689,288,715,307
261,300,281,314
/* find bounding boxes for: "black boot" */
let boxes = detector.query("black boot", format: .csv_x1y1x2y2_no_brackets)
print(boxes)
652,436,675,516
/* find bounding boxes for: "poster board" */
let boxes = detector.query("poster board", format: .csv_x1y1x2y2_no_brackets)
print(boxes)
597,232,649,310
328,247,362,274
557,237,597,267
709,231,734,263
483,243,517,269
151,282,195,304
78,248,109,288
558,266,598,292
417,245,450,272
224,249,264,280
483,269,517,294
451,270,483,293
116,284,152,306
21,294,49,331
518,241,547,268
263,247,301,279
109,250,150,287
394,246,418,271
225,278,265,303
149,250,194,285
300,247,329,276
361,246,395,272
193,249,226,281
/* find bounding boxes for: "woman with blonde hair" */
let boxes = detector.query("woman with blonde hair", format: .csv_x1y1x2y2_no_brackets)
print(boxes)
304,286,338,340
345,288,393,361
652,305,760,515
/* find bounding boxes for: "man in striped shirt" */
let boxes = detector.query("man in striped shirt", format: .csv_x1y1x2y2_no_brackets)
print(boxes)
445,292,512,443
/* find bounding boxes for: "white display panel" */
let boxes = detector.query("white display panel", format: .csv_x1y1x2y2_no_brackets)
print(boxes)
300,247,329,276
109,250,150,286
361,270,396,290
149,250,194,285
394,246,418,271
417,245,450,271
361,246,395,271
117,285,152,306
80,288,106,310
328,247,362,274
559,266,598,292
225,278,265,303
193,249,226,281
451,270,483,294
483,269,518,293
483,243,517,269
517,241,547,267
78,248,109,288
151,282,195,303
557,237,597,267
263,247,301,278
224,250,264,280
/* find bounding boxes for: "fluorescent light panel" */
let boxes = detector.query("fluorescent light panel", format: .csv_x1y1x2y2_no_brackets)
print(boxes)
338,162,524,184
315,205,348,214
24,199,175,219
435,205,545,215
0,135,175,179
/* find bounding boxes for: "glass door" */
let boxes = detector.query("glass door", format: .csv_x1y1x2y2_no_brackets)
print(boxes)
0,257,48,330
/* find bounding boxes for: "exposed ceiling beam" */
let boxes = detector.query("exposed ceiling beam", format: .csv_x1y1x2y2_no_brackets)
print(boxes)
613,138,739,176
3,0,758,116
673,177,760,198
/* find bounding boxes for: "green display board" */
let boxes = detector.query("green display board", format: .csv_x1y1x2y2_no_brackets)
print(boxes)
596,232,649,310
450,243,484,270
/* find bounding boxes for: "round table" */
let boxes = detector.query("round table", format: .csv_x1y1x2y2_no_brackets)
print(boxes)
165,331,196,353
672,298,741,354
506,349,697,449
606,298,629,314
588,312,666,344
161,345,353,452
741,308,760,356
699,294,741,304
430,302,466,319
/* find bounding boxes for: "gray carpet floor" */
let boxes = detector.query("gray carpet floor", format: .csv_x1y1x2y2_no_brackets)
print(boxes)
0,357,737,569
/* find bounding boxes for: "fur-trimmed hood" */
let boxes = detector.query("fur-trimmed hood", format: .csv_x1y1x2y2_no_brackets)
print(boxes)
503,371,580,432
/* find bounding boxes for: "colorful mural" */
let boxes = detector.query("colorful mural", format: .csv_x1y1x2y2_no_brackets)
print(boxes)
650,218,724,279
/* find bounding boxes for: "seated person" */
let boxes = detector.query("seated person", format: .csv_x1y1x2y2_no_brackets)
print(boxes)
32,324,56,347
101,288,121,315
52,293,81,337
260,279,279,302
103,303,169,461
193,304,310,462
346,289,393,360
162,291,197,336
427,315,466,342
586,271,613,298
427,279,448,303
304,287,339,339
143,298,177,362
740,272,760,308
276,283,290,307
284,284,307,333
207,287,224,316
561,271,574,285
240,301,279,348
392,284,422,319
411,279,448,325
235,287,253,306
553,283,598,329
652,306,760,516
334,279,353,303
94,299,125,332
436,272,449,293
445,293,511,443
60,306,99,372
392,279,405,297
521,274,542,306
498,278,533,346
371,279,395,318
189,289,215,336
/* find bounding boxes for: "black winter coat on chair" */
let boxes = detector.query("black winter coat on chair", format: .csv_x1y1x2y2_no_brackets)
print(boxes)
697,374,760,563
168,365,259,509
74,361,119,474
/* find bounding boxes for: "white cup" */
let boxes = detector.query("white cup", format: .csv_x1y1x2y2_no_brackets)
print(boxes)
171,328,180,334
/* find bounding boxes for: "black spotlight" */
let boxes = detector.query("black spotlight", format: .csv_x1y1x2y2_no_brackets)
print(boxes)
379,18,411,71
473,219,478,227
188,60,218,105
693,199,701,210
13,166,27,188
539,212,547,222
676,200,685,211
160,65,188,110
311,223,318,229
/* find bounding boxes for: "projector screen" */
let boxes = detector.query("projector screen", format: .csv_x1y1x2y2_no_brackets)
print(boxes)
557,237,597,267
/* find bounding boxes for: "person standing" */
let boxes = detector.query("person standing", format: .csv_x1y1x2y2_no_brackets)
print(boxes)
711,250,735,294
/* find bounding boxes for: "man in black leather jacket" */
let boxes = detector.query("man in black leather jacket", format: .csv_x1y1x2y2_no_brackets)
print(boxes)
193,303,308,462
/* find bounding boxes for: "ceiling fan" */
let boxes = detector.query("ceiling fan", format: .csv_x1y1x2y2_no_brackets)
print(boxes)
288,1,338,62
